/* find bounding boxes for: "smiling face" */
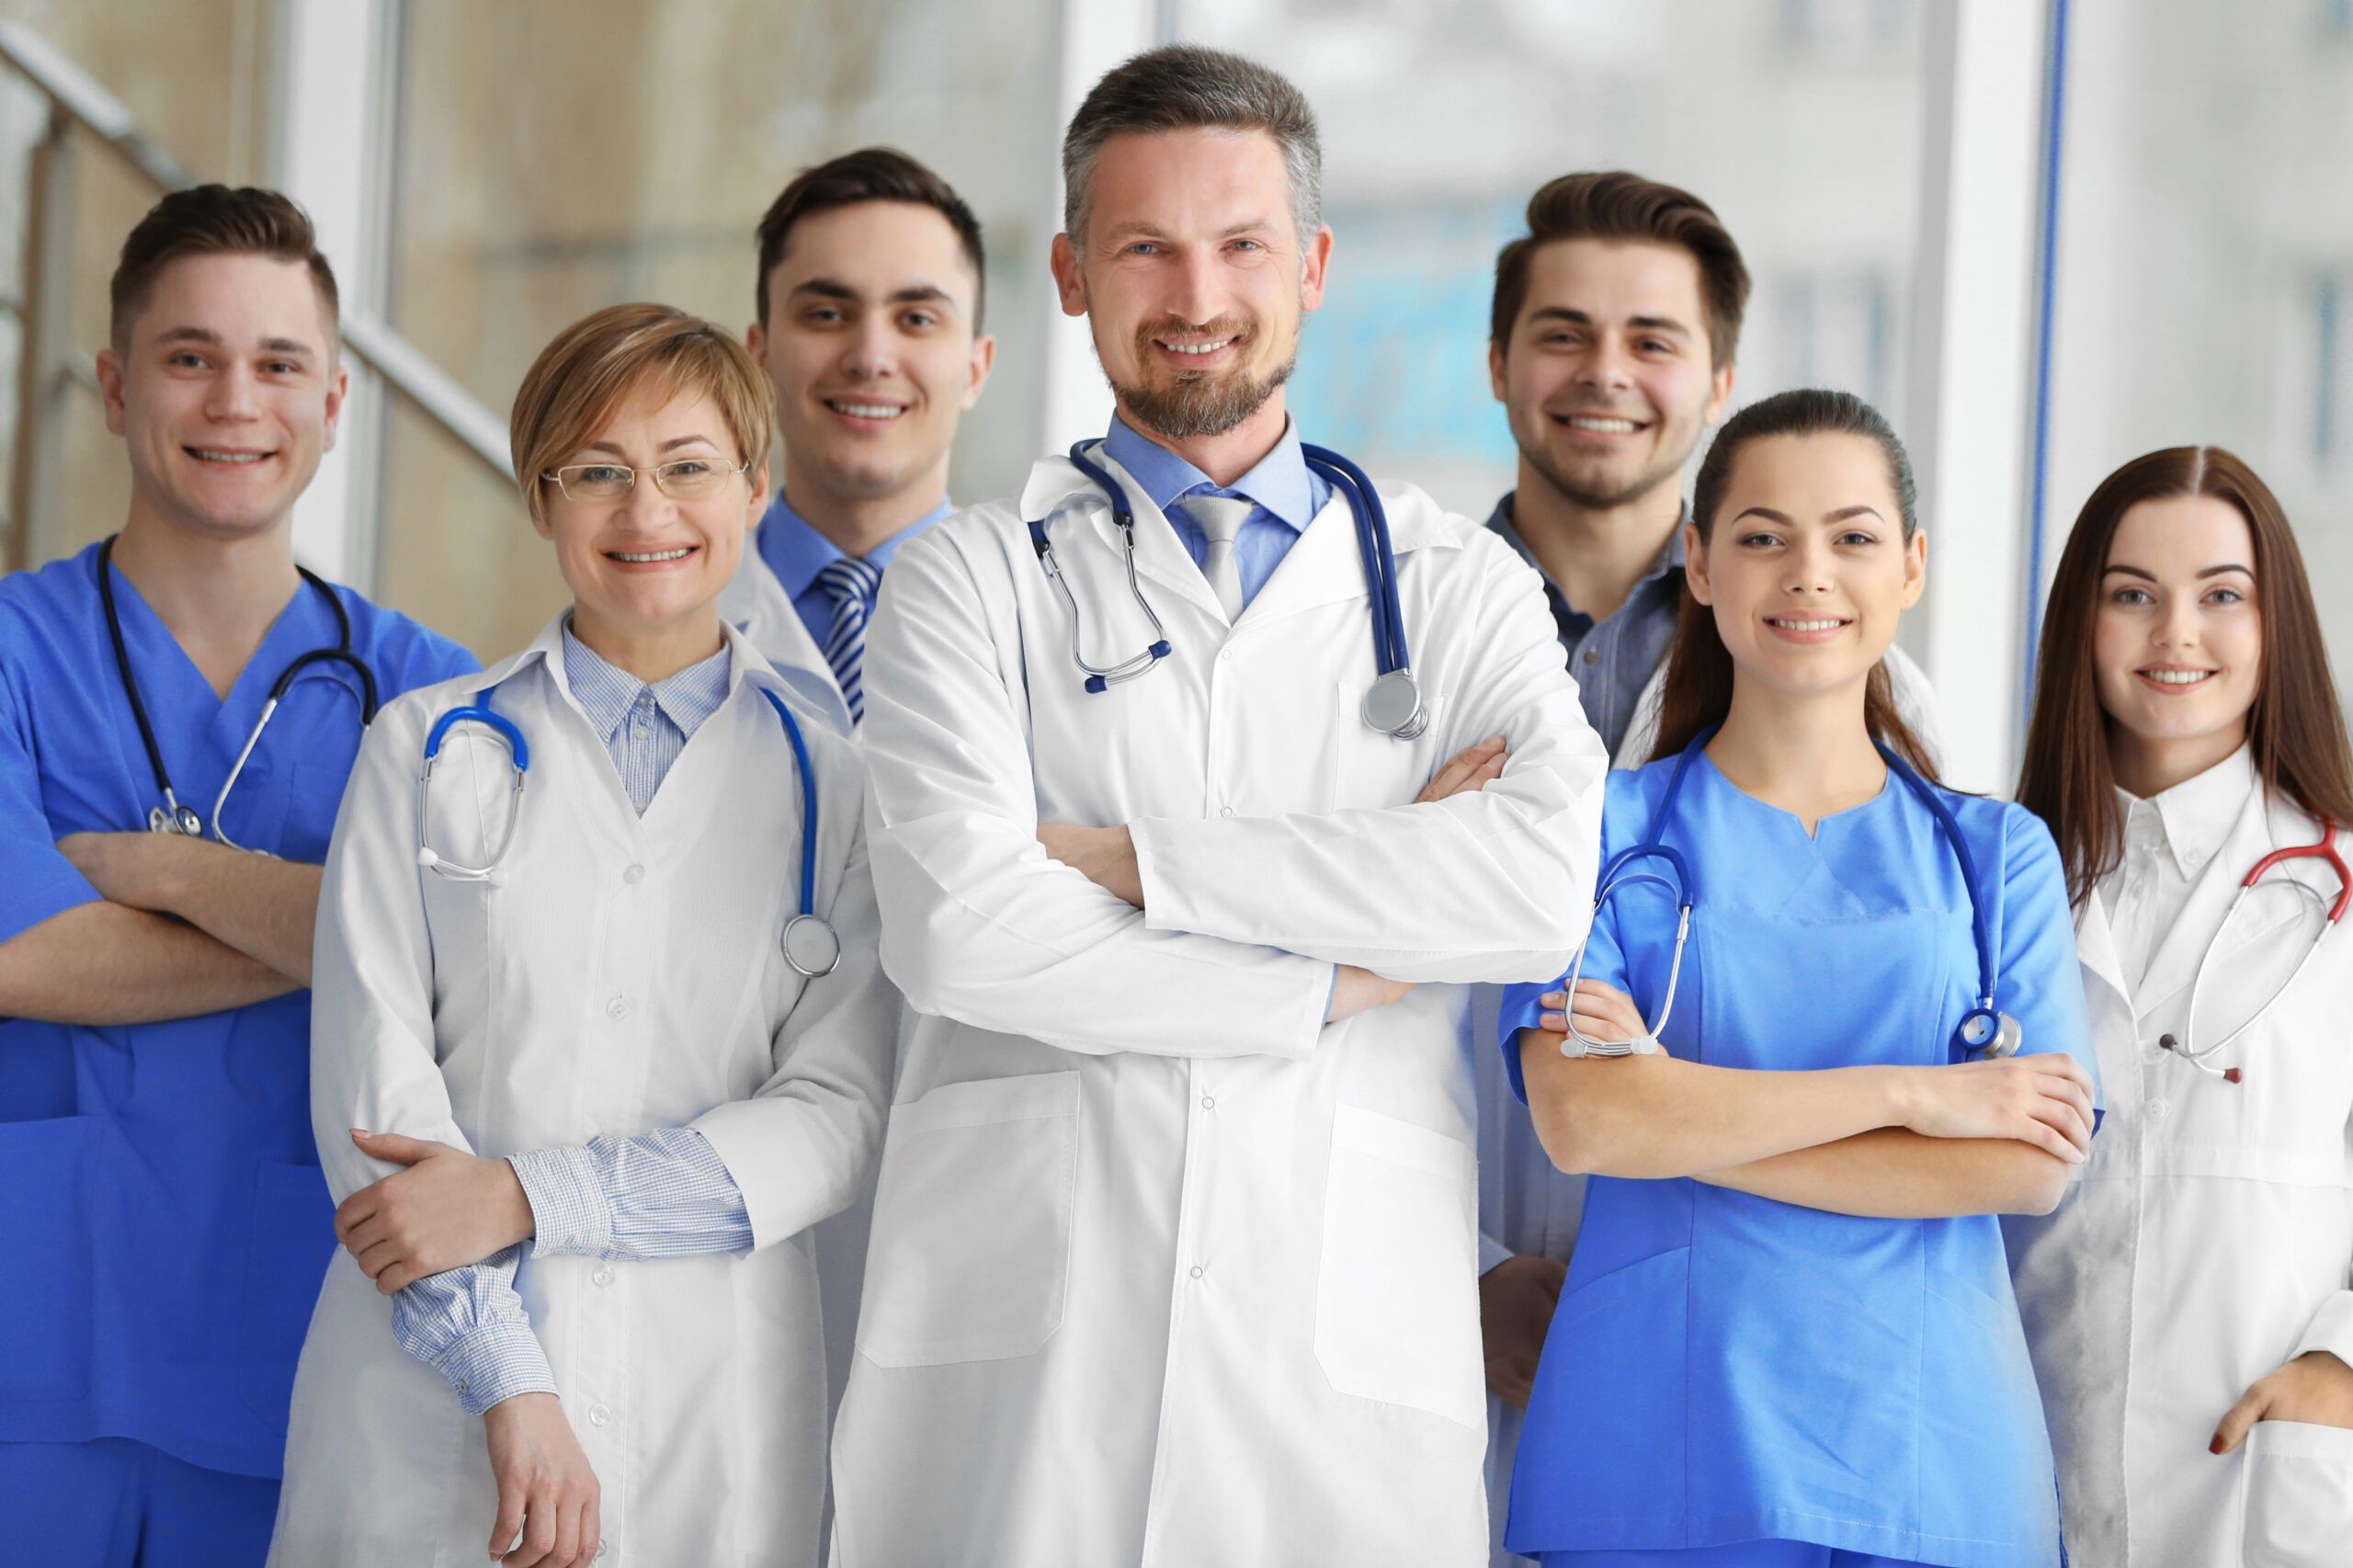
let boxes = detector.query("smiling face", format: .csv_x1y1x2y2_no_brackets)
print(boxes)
1688,430,1924,703
534,384,767,644
747,199,992,512
2093,493,2263,777
97,251,346,541
1490,237,1731,512
1051,126,1330,444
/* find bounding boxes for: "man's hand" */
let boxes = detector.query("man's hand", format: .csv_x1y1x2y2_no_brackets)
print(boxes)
483,1392,600,1567
56,830,197,913
1326,964,1413,1023
2212,1350,2353,1454
1415,735,1508,803
1036,823,1144,908
1481,1254,1567,1408
336,1131,536,1294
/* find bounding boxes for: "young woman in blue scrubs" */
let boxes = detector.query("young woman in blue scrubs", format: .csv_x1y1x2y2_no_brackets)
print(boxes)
0,187,474,1564
1499,389,2099,1568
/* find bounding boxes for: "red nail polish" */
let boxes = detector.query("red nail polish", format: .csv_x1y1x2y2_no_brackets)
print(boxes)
2209,1436,2225,1455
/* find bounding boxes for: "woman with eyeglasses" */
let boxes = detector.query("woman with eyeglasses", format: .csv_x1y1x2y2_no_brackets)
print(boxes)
267,303,897,1568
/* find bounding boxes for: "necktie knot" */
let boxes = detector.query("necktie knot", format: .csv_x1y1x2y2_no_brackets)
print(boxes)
814,554,881,611
1179,493,1254,621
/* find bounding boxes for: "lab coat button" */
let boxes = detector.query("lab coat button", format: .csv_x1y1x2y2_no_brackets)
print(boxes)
1219,806,1233,818
2146,1097,2170,1123
593,1264,616,1288
623,863,645,885
588,1403,611,1427
595,1542,608,1560
1200,1095,1215,1110
1189,1266,1205,1279
606,997,630,1020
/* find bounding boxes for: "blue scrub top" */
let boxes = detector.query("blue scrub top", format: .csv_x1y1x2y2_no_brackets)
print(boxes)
1498,754,2097,1568
0,541,475,1478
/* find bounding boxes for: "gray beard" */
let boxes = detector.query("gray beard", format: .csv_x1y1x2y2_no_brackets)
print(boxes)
1111,350,1297,441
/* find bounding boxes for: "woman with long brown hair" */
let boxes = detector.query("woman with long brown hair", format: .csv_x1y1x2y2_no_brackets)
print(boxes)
2008,447,2353,1565
1494,389,2097,1567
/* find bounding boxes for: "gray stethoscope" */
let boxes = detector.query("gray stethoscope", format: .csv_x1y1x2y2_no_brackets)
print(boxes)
2159,819,2348,1085
99,534,380,851
414,683,841,979
1561,722,2021,1061
1025,440,1428,739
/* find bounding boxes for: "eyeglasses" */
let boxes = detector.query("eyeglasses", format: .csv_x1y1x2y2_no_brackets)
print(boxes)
542,458,751,503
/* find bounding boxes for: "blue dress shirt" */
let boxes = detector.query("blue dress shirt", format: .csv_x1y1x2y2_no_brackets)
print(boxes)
390,629,757,1416
755,490,950,650
1099,415,1330,609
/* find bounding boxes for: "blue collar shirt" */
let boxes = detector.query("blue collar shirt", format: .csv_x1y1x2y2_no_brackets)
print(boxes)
1100,414,1331,611
755,490,950,652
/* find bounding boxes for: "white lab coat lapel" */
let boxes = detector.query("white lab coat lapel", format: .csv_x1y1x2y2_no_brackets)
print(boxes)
2074,885,2133,1024
2132,785,2299,1019
1023,449,1229,624
718,527,856,735
1242,484,1462,631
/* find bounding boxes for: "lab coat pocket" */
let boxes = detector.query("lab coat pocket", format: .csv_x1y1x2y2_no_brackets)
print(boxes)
0,1115,96,1398
856,1071,1079,1368
1313,1104,1484,1427
2241,1419,2353,1566
235,1160,337,1423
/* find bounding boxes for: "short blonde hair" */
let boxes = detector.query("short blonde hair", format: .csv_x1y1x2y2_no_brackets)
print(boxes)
510,301,775,523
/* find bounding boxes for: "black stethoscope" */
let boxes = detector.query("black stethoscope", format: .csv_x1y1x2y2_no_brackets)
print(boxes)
1025,439,1427,740
97,535,380,851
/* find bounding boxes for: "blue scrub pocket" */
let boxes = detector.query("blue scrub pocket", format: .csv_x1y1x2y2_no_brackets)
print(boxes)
0,1115,96,1399
234,1159,336,1424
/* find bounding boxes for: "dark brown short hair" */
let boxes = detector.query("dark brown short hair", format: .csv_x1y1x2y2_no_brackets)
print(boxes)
109,185,339,349
2018,447,2353,905
1491,171,1749,369
754,147,986,329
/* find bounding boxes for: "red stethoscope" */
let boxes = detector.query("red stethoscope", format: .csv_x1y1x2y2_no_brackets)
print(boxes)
2161,819,2350,1084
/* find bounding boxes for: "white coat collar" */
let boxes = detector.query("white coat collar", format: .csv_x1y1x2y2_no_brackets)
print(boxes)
474,609,810,722
2130,778,2326,1017
2114,744,2256,882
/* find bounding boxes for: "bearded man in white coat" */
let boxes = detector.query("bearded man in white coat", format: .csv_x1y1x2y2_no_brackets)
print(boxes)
826,45,1608,1568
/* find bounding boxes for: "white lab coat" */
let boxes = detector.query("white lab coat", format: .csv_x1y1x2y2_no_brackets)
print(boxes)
268,616,897,1568
828,449,1608,1568
1472,638,1946,1565
2005,786,2353,1567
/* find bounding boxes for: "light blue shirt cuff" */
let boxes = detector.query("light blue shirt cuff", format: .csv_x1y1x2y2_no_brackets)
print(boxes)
431,1317,559,1417
389,1244,553,1416
510,1145,613,1258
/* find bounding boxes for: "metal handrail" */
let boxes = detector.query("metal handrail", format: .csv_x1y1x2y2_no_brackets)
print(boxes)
0,18,514,481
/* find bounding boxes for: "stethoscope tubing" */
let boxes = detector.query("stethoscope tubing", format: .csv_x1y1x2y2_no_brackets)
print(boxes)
98,534,377,848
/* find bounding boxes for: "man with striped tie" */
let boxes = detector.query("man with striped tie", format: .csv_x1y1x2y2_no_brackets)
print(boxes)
723,147,996,732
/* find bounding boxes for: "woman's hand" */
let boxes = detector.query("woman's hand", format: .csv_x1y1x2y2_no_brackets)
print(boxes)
1415,736,1508,802
1528,981,1654,1051
336,1130,536,1294
1889,1054,2096,1164
2212,1350,2353,1454
483,1392,600,1566
1327,964,1414,1022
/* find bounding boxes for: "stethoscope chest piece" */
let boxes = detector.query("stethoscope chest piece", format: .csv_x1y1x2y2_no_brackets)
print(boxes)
149,802,204,836
783,913,842,979
1959,1006,2023,1059
1361,668,1428,741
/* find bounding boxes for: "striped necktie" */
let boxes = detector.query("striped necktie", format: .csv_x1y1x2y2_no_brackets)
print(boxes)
813,554,883,723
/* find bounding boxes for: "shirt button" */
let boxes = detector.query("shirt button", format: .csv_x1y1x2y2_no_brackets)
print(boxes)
588,1403,611,1427
1582,648,1599,665
457,1376,471,1394
1188,1266,1205,1280
623,864,645,885
592,1264,616,1288
606,997,630,1021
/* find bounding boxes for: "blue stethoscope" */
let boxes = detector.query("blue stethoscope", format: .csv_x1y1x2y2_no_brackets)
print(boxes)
413,681,840,978
99,535,380,851
1025,439,1427,739
1562,722,2020,1061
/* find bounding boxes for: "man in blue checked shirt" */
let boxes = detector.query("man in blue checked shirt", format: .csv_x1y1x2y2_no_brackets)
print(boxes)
0,187,476,1566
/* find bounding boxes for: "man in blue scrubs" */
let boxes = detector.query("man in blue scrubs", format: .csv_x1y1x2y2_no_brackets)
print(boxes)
728,147,996,731
0,186,476,1564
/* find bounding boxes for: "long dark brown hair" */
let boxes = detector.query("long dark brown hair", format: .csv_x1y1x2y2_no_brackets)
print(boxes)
2016,446,2353,906
1649,388,1938,777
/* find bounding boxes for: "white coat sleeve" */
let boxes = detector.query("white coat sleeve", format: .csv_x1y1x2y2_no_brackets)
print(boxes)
2292,1292,2353,1370
310,697,552,1405
690,803,899,1250
860,528,1334,1061
1128,533,1607,983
